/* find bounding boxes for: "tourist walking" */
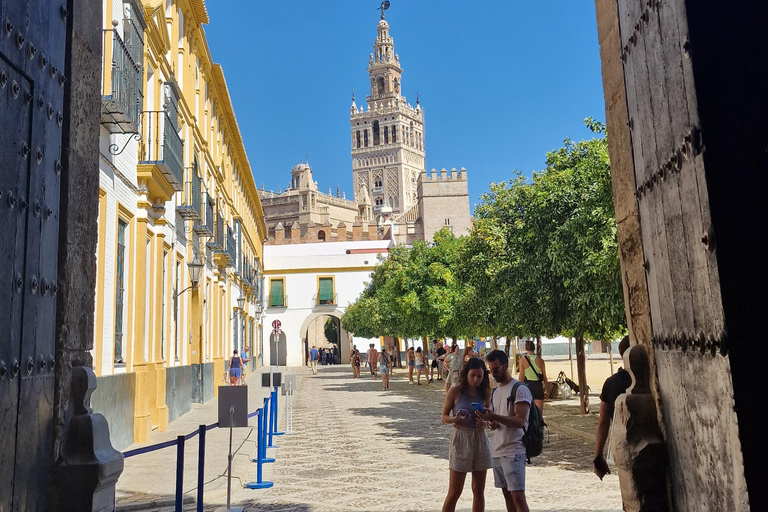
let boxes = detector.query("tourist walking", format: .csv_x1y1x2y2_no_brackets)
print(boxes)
478,350,532,512
239,346,251,385
415,347,429,385
441,357,492,512
431,340,446,382
462,341,474,366
406,346,415,384
379,346,390,390
440,345,461,392
367,344,378,378
350,345,362,378
518,339,549,415
309,345,319,375
594,336,632,480
228,349,244,386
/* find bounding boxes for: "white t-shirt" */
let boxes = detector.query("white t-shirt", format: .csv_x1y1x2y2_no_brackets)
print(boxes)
489,378,532,457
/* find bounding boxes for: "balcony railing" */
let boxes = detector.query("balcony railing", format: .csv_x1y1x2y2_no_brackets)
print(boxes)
101,29,142,133
224,226,237,267
176,166,202,220
313,294,338,306
139,110,183,191
207,211,225,251
194,193,214,236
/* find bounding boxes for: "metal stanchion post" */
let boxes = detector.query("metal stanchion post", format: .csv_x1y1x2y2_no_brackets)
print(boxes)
175,436,185,512
215,407,244,512
245,408,273,490
272,387,284,436
261,397,275,463
284,381,296,435
197,425,206,512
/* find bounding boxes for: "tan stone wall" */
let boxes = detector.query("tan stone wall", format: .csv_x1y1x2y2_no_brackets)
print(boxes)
418,169,472,242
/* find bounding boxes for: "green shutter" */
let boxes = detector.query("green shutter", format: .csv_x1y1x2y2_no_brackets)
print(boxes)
270,279,284,307
318,278,334,304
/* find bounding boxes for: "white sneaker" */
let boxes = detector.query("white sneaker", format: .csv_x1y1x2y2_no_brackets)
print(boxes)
409,381,415,385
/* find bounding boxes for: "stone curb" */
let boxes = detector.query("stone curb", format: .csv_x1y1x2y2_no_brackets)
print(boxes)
115,495,194,511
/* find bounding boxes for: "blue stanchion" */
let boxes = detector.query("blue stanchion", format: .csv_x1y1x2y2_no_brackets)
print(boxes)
197,425,205,512
267,391,279,449
245,407,274,490
261,397,275,463
175,435,185,512
272,388,284,436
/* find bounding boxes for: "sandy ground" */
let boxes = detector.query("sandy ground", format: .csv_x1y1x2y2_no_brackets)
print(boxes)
222,365,624,512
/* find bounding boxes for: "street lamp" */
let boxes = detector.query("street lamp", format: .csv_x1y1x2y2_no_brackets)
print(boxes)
176,252,204,298
237,295,246,311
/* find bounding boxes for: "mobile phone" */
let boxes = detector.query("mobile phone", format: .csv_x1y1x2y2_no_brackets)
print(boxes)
471,402,485,413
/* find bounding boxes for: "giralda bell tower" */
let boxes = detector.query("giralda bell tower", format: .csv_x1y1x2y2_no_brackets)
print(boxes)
350,5,426,218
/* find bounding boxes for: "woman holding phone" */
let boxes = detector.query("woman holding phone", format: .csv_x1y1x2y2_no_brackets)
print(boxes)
441,357,492,512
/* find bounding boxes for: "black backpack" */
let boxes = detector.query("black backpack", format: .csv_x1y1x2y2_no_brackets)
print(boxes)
510,382,545,462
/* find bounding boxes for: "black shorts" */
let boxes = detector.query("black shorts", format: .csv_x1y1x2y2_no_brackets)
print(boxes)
525,379,545,400
431,359,438,368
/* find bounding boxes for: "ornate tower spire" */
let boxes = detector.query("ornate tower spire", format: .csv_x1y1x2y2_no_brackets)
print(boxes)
350,12,426,218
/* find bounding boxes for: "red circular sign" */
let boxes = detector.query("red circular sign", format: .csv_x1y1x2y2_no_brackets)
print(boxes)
272,319,281,330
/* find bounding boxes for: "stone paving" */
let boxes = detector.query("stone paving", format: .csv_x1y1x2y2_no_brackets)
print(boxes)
121,364,623,512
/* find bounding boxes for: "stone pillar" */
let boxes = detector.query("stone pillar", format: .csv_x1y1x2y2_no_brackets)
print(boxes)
57,367,124,512
132,215,151,443
149,230,169,431
274,222,285,244
611,345,668,512
352,220,363,241
367,223,378,239
306,221,319,241
337,221,347,240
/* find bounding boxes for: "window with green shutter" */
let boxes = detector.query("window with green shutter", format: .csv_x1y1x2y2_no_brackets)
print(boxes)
269,279,284,307
318,277,334,305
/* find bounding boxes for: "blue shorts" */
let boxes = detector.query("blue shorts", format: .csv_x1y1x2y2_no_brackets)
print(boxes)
415,364,424,370
492,454,526,491
380,366,389,375
408,361,415,367
230,367,241,378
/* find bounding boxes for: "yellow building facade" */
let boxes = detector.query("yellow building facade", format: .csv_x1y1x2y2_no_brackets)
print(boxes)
95,0,265,447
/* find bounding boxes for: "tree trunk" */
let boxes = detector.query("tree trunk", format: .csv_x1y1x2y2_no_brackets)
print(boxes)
536,334,542,357
607,338,615,376
568,336,574,380
504,335,511,356
576,335,588,414
492,336,499,351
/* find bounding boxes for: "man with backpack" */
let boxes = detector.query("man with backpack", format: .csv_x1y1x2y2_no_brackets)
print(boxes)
477,349,533,512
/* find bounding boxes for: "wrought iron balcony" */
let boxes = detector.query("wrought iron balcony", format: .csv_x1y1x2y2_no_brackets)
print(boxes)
101,28,142,133
312,293,338,306
176,166,202,221
139,110,184,192
207,211,225,252
194,192,214,236
224,226,237,267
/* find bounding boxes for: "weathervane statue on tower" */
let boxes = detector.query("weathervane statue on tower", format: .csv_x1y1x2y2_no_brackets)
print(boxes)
378,1,390,20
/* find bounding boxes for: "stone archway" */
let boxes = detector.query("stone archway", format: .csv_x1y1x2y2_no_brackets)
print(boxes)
298,309,352,364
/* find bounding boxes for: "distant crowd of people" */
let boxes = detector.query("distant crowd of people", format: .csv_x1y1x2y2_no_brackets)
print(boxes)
313,335,632,511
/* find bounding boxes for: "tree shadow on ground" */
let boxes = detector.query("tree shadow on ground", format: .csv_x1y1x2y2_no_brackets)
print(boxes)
321,367,597,474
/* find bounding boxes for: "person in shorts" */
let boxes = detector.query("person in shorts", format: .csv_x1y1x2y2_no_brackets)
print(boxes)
378,347,390,390
228,350,243,386
441,357,492,512
440,344,461,392
477,349,532,512
431,340,446,382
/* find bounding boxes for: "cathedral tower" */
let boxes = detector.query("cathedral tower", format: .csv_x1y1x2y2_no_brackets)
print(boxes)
350,13,426,218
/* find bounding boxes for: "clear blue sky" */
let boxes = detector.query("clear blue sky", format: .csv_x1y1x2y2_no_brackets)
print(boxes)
204,1,605,212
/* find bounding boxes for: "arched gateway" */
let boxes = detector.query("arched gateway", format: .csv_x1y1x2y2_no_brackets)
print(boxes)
261,239,392,367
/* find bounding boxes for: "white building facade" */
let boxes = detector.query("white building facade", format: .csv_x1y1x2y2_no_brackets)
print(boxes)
261,240,392,367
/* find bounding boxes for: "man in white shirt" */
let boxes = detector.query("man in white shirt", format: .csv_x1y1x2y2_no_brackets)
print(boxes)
477,349,532,512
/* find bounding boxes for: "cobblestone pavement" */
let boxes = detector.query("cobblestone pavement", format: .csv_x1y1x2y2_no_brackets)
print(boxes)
218,365,623,512
139,365,622,511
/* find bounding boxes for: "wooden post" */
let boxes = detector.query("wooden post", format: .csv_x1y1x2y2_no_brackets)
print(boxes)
576,335,588,414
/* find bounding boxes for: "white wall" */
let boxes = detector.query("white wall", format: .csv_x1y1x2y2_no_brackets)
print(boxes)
262,240,392,367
